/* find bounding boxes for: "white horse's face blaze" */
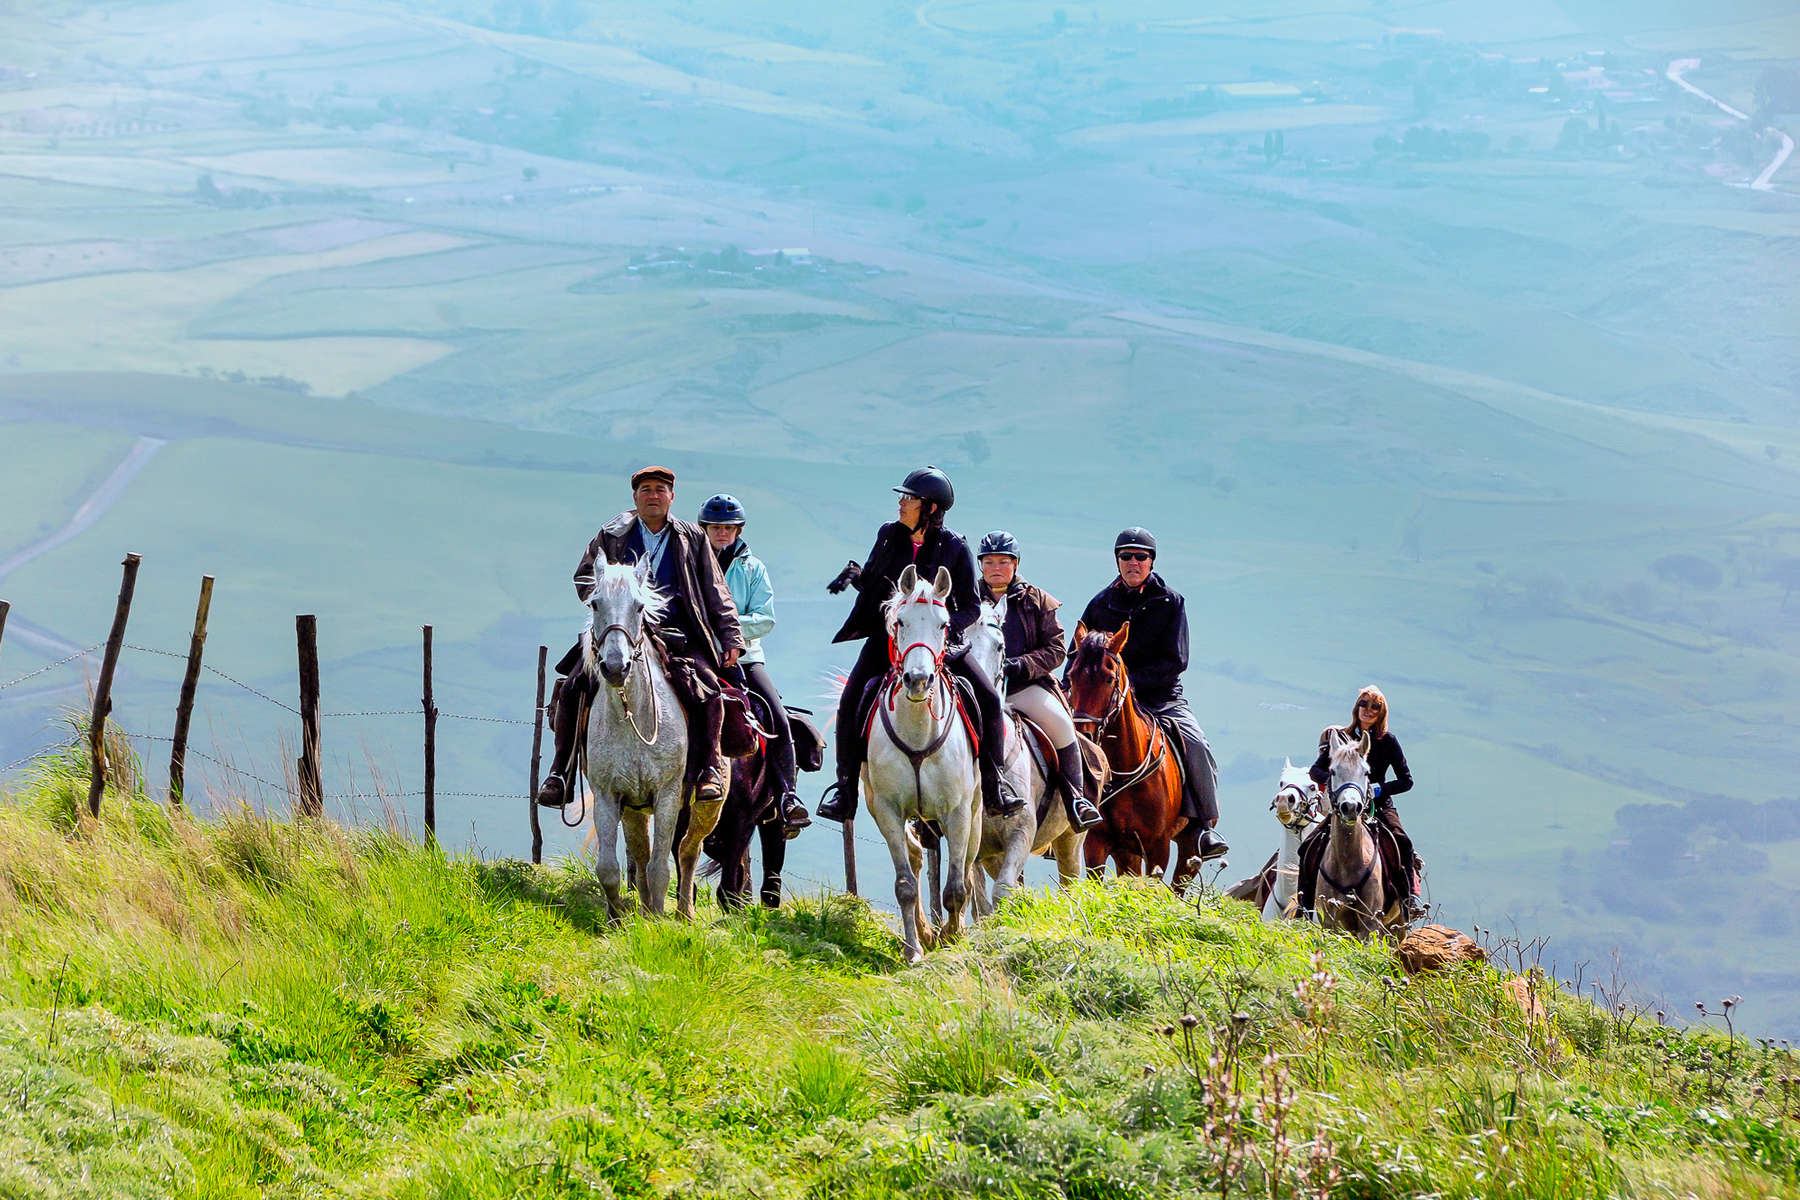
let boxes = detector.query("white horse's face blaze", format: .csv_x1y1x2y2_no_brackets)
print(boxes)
585,564,665,689
887,565,953,702
1272,759,1319,828
1326,732,1371,824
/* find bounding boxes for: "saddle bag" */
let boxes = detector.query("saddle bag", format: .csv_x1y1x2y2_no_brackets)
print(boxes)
719,682,761,759
786,707,826,774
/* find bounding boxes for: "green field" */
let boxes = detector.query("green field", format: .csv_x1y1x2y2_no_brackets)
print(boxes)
1,0,1798,1037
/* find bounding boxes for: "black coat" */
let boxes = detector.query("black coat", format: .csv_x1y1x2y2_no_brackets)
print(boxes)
1074,573,1188,706
832,522,982,645
1309,729,1413,801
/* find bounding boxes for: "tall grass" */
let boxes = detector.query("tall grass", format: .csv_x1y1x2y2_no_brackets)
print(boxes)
0,741,1795,1198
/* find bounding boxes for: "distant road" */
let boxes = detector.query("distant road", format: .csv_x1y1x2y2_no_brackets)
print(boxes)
1667,58,1794,193
0,436,165,587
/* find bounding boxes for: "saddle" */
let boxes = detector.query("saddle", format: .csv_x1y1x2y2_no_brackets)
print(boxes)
1296,817,1409,914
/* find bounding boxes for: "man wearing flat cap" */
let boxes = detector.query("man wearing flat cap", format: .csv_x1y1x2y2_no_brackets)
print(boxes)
536,465,746,808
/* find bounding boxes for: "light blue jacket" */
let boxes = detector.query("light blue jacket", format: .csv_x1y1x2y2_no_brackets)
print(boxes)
722,544,776,665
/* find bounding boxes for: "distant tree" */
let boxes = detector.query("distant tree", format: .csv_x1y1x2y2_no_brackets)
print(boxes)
193,172,220,203
1557,116,1589,152
963,431,991,465
1755,65,1800,122
1651,554,1723,591
1052,8,1067,30
522,166,538,182
1767,557,1800,608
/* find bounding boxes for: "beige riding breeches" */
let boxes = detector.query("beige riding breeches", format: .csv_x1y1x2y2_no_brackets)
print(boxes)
1008,683,1077,749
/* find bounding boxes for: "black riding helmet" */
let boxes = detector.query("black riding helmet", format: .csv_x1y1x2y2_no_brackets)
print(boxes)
1114,526,1157,557
893,466,954,511
698,493,746,525
978,530,1021,559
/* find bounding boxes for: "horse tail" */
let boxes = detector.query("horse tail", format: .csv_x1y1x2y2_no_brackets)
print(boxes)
699,857,722,881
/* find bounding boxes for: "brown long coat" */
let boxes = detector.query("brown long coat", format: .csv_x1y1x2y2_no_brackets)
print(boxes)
574,512,745,674
991,577,1067,687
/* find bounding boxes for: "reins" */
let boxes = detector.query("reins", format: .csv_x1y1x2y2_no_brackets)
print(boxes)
1070,660,1167,804
875,668,963,814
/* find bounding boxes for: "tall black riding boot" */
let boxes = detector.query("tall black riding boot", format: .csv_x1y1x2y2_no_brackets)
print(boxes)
1055,743,1104,830
535,678,582,807
979,750,1025,818
817,704,866,823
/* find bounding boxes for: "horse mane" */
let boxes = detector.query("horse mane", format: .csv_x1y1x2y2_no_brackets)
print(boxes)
580,562,671,678
881,577,932,635
1068,629,1115,682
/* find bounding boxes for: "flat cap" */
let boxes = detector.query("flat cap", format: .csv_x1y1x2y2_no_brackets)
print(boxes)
630,464,676,488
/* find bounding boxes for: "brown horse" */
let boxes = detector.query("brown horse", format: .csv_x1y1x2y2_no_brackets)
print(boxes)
1065,624,1192,884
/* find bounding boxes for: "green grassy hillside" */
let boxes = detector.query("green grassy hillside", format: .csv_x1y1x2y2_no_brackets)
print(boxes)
2,747,1796,1199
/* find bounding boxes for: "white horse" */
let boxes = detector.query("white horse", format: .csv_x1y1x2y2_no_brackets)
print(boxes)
864,564,981,963
579,562,723,921
958,595,1088,916
1264,759,1324,921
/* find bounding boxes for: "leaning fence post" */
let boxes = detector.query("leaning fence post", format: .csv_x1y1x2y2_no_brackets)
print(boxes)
0,599,10,670
87,553,142,817
529,644,546,864
842,816,859,896
422,624,437,842
295,615,322,817
168,575,214,807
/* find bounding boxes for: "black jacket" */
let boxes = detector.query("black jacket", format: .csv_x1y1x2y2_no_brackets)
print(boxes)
991,578,1065,688
576,512,745,673
832,522,982,645
1309,729,1413,801
1074,573,1188,706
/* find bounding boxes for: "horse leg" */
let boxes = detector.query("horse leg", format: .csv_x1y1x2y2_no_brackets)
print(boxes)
990,823,1031,910
621,807,654,914
872,805,927,963
592,793,628,921
917,821,945,928
1054,831,1084,890
675,792,725,921
906,826,937,951
758,813,787,908
1171,823,1203,893
1084,826,1111,879
938,800,976,945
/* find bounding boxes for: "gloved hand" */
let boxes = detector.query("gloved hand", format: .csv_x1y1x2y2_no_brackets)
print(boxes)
826,560,862,594
1002,658,1029,688
1369,783,1383,801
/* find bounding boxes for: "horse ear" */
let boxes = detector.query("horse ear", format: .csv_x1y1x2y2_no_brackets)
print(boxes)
1073,620,1087,644
1358,731,1371,757
897,563,919,596
1108,621,1130,654
931,565,953,600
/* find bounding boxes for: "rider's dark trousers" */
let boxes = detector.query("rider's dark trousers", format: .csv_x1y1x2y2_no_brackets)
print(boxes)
1139,695,1219,826
737,660,797,796
830,637,1009,813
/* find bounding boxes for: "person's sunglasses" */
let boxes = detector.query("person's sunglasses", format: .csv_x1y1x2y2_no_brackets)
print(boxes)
1357,699,1382,710
1117,551,1152,562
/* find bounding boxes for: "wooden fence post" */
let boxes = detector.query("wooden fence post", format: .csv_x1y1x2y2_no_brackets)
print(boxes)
87,553,142,817
842,816,859,896
168,575,214,807
422,624,436,842
529,644,546,864
0,599,10,671
295,615,321,817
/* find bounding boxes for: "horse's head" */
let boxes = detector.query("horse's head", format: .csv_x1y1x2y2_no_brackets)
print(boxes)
582,562,669,688
1324,728,1371,824
1065,621,1131,730
1272,757,1323,829
966,596,1007,695
884,563,952,702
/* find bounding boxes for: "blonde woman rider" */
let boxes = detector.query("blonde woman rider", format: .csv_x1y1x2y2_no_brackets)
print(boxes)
1302,685,1421,918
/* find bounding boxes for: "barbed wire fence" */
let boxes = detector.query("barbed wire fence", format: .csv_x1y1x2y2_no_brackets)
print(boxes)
0,557,886,896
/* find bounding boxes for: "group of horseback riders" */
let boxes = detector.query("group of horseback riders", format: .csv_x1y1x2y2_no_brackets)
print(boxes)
533,462,1424,913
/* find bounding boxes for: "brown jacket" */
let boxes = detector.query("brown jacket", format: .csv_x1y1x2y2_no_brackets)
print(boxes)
574,512,746,673
988,578,1067,688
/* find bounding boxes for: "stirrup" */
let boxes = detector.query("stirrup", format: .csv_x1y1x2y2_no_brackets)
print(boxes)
1068,797,1104,830
816,779,857,823
986,781,1026,817
534,773,567,808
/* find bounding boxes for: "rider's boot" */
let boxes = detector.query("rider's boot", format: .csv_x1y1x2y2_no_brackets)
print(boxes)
779,788,812,837
693,693,728,803
979,753,1026,818
1196,824,1229,860
534,680,579,807
1055,743,1104,830
816,773,859,823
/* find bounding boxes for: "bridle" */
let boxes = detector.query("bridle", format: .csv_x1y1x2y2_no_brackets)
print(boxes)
1272,782,1323,829
886,593,951,720
595,620,660,748
1069,656,1166,802
876,591,963,813
1317,766,1377,894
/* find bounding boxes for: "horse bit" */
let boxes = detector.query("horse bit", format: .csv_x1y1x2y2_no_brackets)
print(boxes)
595,621,660,748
